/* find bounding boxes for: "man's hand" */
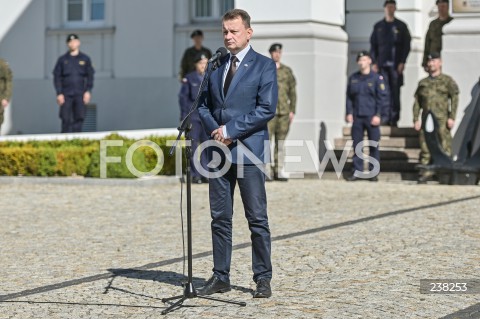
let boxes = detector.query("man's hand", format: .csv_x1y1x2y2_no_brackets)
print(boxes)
397,63,405,75
56,94,65,106
289,112,295,125
1,99,8,108
414,120,421,131
211,126,226,142
372,64,379,73
345,114,353,124
371,115,381,126
447,118,455,130
211,126,233,145
83,91,91,104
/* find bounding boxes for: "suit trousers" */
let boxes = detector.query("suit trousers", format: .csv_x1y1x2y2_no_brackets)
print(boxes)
60,95,86,133
209,163,272,283
189,119,209,178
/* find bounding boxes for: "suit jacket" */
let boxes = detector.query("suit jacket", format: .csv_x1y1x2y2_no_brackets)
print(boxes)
198,47,278,164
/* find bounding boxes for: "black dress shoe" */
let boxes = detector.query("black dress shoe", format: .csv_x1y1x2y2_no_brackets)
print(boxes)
346,175,360,182
192,176,202,184
253,278,271,298
369,176,378,182
197,276,231,295
417,176,429,184
274,177,288,182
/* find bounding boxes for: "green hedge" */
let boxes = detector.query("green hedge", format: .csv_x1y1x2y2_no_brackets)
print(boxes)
0,134,184,178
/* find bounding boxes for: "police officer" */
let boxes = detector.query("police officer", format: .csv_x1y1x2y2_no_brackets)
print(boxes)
422,0,453,70
178,53,209,184
370,0,411,127
179,30,212,80
267,43,296,181
0,58,13,132
346,51,389,182
53,34,95,133
413,52,459,183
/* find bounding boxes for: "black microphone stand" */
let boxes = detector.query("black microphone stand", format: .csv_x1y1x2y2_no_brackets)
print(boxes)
161,58,246,315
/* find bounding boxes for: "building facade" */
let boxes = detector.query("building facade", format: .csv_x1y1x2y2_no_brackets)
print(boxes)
0,0,475,173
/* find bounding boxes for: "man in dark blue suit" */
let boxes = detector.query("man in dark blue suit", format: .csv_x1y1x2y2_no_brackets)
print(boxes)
197,9,277,298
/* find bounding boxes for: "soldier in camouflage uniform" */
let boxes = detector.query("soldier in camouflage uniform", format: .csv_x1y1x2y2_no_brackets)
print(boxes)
267,43,296,181
422,0,453,70
413,52,459,183
0,58,13,131
179,30,212,80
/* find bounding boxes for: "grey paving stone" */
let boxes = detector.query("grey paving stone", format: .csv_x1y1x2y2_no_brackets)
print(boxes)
0,178,478,318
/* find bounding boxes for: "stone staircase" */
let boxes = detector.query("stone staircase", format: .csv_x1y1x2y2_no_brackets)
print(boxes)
330,126,421,180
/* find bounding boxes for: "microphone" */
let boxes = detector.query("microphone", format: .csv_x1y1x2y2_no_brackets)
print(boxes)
208,47,228,63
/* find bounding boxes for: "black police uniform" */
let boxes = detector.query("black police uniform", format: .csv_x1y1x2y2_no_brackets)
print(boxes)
179,46,212,79
346,70,389,175
370,17,411,125
53,51,95,132
179,70,209,182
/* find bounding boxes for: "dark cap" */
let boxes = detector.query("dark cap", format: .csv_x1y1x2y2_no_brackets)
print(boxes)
384,0,396,6
190,29,204,38
193,53,208,63
427,52,441,60
356,50,371,61
66,33,79,42
436,0,449,4
269,43,282,53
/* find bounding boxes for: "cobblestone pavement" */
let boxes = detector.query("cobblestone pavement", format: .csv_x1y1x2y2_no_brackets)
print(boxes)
0,177,479,319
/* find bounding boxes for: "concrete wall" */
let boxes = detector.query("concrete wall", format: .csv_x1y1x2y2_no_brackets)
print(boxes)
3,0,476,171
345,0,435,128
1,0,182,135
443,16,480,140
238,0,348,174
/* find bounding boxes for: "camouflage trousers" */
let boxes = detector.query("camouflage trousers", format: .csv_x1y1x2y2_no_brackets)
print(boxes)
267,114,290,178
0,107,4,129
419,117,452,165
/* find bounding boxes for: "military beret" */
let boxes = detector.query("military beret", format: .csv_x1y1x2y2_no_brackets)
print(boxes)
194,53,208,63
427,52,441,60
436,0,449,4
356,50,371,61
384,0,396,6
269,43,282,53
190,29,204,38
66,33,79,42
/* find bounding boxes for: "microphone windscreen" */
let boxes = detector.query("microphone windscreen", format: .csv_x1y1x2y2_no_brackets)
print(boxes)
216,47,228,59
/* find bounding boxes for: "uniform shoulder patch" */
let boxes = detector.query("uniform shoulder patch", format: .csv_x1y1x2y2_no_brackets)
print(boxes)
182,78,188,83
379,75,384,80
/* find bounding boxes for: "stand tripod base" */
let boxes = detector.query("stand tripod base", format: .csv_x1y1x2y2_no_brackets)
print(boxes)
161,283,246,315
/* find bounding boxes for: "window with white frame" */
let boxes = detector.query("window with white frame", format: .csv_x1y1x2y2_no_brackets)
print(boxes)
193,0,234,20
66,0,105,25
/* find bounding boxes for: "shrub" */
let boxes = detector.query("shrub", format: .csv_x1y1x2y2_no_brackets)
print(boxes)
0,134,182,178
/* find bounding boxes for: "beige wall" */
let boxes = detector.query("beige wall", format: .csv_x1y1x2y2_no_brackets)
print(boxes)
1,0,476,170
